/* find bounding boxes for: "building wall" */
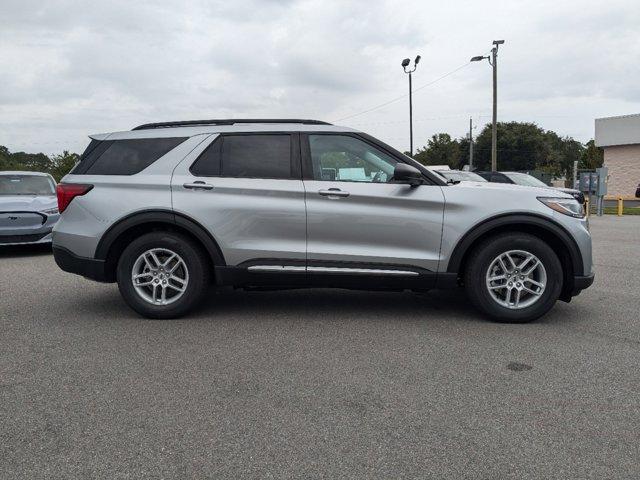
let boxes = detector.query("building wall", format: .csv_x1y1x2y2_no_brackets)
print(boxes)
603,144,640,196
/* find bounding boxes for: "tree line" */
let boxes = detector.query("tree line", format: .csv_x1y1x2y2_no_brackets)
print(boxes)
0,146,79,182
412,121,604,180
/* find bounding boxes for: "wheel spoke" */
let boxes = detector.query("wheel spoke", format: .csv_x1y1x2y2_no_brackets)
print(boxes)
497,257,509,273
166,282,185,293
135,280,154,287
170,275,186,285
505,253,517,270
149,251,162,268
142,254,155,270
505,288,512,305
162,253,176,267
168,260,182,274
518,254,535,271
524,260,540,275
488,274,506,282
489,284,507,290
134,272,153,280
522,285,541,296
524,278,545,288
514,289,521,307
152,284,158,302
160,286,167,303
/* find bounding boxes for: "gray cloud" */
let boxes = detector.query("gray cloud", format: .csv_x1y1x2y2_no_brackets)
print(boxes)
1,0,639,154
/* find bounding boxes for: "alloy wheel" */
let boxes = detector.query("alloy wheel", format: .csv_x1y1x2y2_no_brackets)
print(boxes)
131,248,189,305
485,249,547,309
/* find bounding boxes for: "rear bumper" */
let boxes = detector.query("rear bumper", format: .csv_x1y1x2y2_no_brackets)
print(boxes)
52,246,109,282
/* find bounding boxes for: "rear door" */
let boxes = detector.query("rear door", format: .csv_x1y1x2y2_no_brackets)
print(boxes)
301,133,445,272
171,133,306,266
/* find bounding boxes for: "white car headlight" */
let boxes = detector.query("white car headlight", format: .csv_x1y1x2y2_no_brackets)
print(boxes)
41,207,59,215
538,197,584,218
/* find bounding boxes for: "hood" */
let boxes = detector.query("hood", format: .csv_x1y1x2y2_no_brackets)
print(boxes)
0,195,58,212
449,181,574,198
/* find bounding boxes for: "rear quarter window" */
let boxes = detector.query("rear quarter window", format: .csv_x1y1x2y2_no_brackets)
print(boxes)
73,137,187,175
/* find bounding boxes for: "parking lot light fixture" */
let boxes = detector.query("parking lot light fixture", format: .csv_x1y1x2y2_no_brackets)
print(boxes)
401,55,420,156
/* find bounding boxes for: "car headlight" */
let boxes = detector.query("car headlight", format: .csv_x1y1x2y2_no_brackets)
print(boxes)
538,197,584,218
41,207,59,215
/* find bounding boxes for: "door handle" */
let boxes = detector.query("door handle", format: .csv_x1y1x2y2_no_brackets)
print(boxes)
183,181,213,190
318,188,350,198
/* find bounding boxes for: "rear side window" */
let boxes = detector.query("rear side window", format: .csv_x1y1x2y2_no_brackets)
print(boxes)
190,134,293,179
73,137,186,175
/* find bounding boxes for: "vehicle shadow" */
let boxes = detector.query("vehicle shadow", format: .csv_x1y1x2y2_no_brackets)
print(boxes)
190,286,488,325
69,283,491,326
0,243,52,258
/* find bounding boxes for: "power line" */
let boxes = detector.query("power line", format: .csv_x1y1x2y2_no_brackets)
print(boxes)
333,62,473,123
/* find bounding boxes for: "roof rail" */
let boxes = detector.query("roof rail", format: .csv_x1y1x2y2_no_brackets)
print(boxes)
132,119,332,130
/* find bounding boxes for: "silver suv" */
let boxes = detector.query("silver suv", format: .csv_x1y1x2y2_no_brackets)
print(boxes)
52,119,594,322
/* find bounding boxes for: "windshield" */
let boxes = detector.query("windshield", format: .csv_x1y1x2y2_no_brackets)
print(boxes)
440,171,487,182
503,172,548,187
0,175,56,195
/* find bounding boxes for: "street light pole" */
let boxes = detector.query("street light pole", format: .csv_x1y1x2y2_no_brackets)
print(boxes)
402,55,421,156
471,40,504,171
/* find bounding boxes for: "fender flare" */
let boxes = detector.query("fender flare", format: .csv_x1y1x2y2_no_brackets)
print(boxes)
94,209,226,266
446,213,584,276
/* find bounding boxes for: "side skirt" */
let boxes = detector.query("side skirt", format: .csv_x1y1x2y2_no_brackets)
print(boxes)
214,261,458,292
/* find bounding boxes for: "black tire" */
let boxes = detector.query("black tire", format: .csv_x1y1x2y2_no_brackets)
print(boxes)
463,232,563,323
116,231,210,319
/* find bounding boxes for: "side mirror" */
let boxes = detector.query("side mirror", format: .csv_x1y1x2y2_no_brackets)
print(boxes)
394,163,422,186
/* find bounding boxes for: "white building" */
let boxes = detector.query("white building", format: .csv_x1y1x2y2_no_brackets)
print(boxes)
595,114,640,196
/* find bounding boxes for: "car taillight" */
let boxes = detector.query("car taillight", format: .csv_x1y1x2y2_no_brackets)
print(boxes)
56,183,93,213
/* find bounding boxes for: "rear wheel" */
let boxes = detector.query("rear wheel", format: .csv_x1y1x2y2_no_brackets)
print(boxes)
116,231,210,319
464,233,562,323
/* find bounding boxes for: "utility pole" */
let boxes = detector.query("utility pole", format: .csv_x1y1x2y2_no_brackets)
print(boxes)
471,39,504,171
469,117,474,169
401,55,421,156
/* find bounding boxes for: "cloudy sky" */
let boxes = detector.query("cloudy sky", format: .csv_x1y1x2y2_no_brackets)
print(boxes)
1,0,639,155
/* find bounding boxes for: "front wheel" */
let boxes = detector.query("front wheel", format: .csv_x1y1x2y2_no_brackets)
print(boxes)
464,233,563,323
116,231,210,319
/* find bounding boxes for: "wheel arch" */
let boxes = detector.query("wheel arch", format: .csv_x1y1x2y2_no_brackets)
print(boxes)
95,210,225,282
447,214,584,301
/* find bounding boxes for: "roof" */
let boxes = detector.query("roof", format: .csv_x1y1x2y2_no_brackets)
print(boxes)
595,113,640,147
90,121,358,141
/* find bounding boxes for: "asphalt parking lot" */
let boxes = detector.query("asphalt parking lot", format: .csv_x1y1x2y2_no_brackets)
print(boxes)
1,216,639,479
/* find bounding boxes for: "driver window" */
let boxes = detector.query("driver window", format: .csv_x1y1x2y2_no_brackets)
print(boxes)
308,135,398,183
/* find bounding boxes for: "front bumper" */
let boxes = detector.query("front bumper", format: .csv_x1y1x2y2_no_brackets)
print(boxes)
52,246,109,282
572,273,595,296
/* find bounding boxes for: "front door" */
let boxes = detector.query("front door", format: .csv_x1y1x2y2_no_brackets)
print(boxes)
302,133,445,272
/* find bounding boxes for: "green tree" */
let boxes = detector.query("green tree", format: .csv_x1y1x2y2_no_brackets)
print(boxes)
580,140,604,170
0,145,79,181
413,133,461,168
50,151,79,181
472,122,550,172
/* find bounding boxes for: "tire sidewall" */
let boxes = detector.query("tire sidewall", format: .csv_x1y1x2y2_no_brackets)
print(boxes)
466,234,563,322
117,232,207,319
